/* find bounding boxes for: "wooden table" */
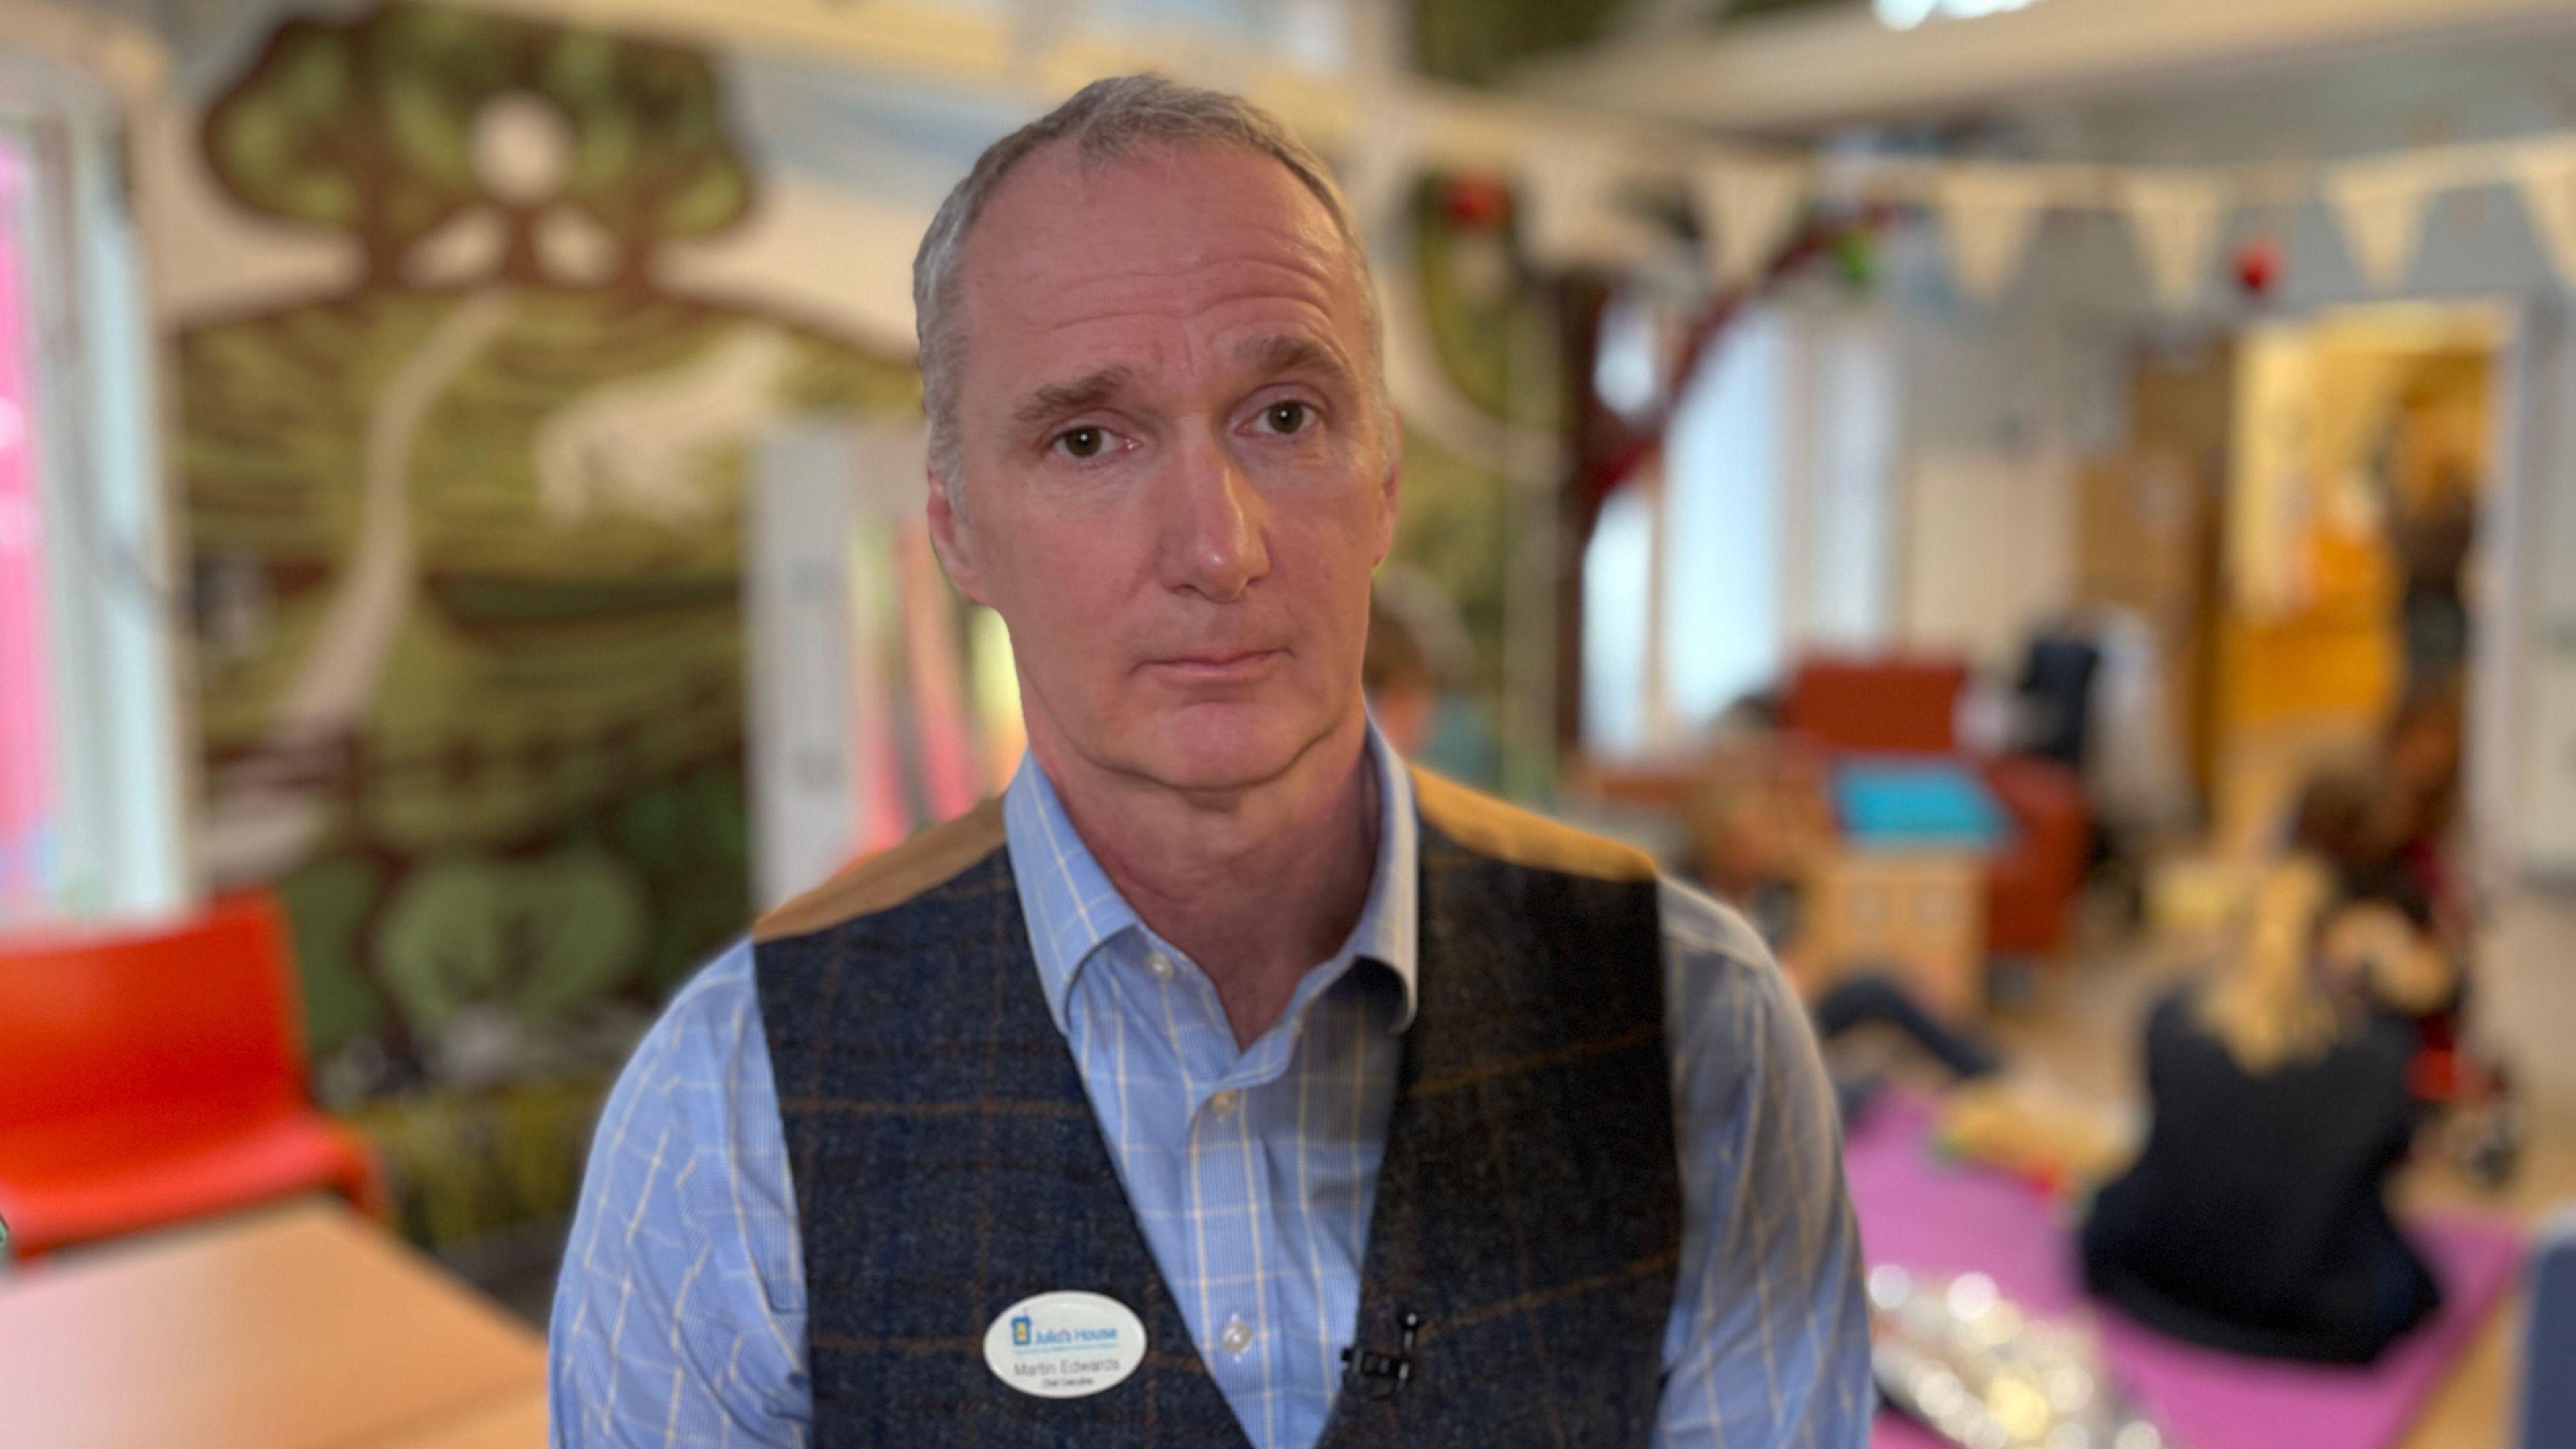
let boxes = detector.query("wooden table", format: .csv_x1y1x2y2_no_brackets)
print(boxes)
359,1388,550,1449
0,1198,547,1449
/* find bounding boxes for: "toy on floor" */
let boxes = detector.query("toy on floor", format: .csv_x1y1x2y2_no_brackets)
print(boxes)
1849,1093,2526,1449
1870,1265,2169,1449
1935,1079,2139,1206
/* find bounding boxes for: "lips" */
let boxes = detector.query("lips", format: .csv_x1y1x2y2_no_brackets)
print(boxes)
1144,648,1283,681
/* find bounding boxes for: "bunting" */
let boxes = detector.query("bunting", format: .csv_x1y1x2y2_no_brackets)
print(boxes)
2325,156,2436,293
1937,165,2052,303
2513,142,2576,289
2118,172,2229,311
1690,156,1809,290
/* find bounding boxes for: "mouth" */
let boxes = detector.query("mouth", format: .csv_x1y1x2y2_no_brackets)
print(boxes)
1144,648,1285,682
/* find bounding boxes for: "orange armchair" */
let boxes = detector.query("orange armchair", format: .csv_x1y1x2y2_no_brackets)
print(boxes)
1978,754,2092,956
1784,655,2092,958
0,892,386,1258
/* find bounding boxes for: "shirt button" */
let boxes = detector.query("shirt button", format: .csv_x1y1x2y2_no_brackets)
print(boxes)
1208,1090,1240,1118
1146,952,1175,979
1219,1316,1255,1356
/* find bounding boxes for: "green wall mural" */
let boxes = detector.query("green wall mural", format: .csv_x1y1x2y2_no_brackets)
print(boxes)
179,3,1563,1253
183,1,916,1252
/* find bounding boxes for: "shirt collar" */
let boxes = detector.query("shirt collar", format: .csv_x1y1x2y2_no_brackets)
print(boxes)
1002,718,1420,1037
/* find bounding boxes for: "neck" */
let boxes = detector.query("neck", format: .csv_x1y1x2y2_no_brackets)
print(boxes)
1031,710,1381,1050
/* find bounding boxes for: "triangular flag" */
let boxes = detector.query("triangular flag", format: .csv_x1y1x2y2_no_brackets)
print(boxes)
1520,136,1652,270
2326,157,2434,292
1690,156,1807,290
1514,138,1617,270
2118,172,2228,311
1936,166,2051,303
2513,143,2576,290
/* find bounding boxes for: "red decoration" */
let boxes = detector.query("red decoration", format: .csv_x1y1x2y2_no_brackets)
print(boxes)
2234,235,2282,298
1441,173,1512,231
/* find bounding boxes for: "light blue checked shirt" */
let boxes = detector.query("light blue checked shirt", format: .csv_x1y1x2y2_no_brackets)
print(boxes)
551,727,1871,1448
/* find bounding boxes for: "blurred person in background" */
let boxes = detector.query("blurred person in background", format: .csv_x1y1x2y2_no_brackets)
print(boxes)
2081,858,2447,1364
1360,566,1499,783
1687,772,2000,1124
549,74,1869,1448
2376,680,2471,944
2286,699,2517,1183
1360,595,1438,759
2376,375,2483,701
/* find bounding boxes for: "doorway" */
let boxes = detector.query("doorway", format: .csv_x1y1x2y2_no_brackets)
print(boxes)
2208,301,2504,863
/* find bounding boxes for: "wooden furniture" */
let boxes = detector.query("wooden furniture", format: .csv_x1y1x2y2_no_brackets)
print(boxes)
1800,847,1988,1018
362,1389,549,1449
0,1198,545,1449
1783,655,2093,959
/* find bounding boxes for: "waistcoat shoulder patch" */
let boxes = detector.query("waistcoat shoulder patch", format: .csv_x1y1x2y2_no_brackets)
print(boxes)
1409,767,1658,884
753,797,1009,943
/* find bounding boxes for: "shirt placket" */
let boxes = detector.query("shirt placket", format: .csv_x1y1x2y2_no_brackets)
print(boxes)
1145,931,1308,1448
1191,1070,1279,1444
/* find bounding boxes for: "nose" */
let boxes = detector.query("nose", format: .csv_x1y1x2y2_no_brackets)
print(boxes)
1157,431,1270,602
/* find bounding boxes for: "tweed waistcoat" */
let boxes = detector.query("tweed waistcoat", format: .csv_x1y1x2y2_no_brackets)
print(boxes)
752,769,1682,1448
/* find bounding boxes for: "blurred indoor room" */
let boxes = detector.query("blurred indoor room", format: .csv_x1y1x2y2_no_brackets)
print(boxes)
5,0,2576,1445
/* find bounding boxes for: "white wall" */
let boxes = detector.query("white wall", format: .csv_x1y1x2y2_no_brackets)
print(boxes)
1900,447,2078,673
1792,309,1903,652
1872,219,2126,675
2491,297,2576,881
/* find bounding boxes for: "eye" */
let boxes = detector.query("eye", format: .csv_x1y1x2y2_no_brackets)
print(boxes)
1055,426,1108,460
1258,401,1313,435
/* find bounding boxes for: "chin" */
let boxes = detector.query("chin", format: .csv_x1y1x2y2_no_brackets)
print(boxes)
1131,700,1339,792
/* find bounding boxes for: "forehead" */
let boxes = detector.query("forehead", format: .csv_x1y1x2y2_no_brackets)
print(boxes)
953,139,1366,389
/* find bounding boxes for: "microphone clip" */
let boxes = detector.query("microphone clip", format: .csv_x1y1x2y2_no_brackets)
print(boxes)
1340,1311,1422,1401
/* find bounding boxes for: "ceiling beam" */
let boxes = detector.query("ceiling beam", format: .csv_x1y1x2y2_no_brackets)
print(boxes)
1511,0,2576,135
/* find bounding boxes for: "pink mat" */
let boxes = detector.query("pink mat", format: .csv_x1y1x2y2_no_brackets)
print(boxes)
1845,1096,2521,1449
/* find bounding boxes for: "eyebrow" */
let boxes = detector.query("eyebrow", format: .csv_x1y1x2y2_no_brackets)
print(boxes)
1007,335,1358,431
1012,366,1134,429
1236,333,1356,386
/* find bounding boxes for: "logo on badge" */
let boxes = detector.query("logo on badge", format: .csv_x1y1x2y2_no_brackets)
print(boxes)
1012,1316,1032,1347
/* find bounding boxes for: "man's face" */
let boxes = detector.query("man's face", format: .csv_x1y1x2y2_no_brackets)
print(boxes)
930,140,1397,794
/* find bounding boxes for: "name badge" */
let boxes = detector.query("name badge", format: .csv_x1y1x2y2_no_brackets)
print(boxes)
983,1291,1148,1399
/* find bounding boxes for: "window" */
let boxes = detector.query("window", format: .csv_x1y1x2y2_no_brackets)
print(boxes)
1582,301,1899,758
0,53,186,929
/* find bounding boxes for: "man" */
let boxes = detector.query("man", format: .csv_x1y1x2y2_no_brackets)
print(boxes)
551,74,1870,1448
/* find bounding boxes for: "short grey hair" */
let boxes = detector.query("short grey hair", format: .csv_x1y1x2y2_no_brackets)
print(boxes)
912,73,1384,500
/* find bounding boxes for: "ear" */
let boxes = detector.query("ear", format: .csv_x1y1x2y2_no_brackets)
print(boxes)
926,472,993,606
1370,411,1403,567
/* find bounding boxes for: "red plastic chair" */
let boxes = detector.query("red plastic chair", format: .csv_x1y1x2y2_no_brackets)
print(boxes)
0,892,386,1259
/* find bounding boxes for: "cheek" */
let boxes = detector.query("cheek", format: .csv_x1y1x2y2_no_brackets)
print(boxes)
1285,468,1391,561
1273,522,1377,662
983,513,1146,663
1010,552,1122,634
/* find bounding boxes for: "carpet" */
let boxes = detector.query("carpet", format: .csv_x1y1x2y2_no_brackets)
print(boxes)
1845,1095,2522,1449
